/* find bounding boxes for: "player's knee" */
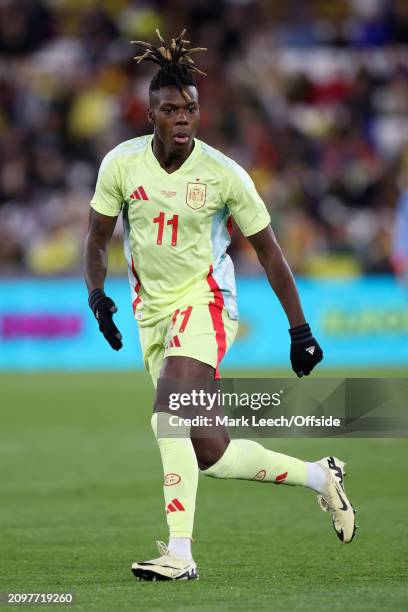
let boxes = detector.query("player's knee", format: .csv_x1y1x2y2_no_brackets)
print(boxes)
192,437,229,470
196,453,220,471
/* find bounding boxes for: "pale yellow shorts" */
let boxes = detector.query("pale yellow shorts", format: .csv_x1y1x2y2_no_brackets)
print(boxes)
138,302,238,387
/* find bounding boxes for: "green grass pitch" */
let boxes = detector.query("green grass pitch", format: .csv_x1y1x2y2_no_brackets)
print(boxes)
1,370,407,611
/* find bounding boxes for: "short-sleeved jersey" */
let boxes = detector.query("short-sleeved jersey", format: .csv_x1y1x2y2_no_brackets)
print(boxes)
90,134,270,327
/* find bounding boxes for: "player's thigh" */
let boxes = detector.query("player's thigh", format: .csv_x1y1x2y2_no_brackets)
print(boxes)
155,355,215,415
160,302,236,464
160,355,215,379
155,354,231,466
163,303,238,372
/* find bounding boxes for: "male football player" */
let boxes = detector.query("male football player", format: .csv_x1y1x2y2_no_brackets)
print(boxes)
84,30,356,582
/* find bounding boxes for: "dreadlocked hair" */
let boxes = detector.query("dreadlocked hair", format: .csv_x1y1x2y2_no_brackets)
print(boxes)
131,29,207,100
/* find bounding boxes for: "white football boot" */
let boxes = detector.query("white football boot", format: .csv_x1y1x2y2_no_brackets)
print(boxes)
131,541,198,581
316,456,357,543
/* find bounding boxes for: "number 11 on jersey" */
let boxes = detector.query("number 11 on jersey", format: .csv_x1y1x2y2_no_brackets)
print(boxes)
153,212,179,246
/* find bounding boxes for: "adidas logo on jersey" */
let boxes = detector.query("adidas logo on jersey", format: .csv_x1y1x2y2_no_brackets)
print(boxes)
306,346,315,355
130,186,149,201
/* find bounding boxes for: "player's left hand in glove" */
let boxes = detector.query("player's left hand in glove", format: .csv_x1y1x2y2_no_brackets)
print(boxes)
289,323,323,377
88,288,123,351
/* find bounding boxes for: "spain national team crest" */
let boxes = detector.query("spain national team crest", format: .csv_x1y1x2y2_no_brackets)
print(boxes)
186,182,207,210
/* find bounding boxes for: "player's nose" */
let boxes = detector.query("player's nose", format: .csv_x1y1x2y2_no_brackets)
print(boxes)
175,110,188,124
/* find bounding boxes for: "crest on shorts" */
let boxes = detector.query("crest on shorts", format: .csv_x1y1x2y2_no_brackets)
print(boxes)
186,182,207,210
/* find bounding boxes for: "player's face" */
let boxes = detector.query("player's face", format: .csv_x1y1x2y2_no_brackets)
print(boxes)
148,86,200,153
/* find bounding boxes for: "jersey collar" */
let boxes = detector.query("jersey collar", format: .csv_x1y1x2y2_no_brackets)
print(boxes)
146,134,201,177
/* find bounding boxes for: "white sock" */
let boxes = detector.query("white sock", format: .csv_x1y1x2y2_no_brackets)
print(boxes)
305,462,327,494
168,537,192,561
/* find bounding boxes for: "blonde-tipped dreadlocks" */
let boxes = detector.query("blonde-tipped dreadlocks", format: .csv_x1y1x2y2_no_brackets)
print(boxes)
131,29,206,100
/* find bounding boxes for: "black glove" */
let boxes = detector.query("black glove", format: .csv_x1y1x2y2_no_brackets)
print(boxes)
88,288,123,351
289,323,323,377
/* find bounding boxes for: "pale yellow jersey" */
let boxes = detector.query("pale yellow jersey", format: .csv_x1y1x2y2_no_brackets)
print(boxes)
90,134,270,327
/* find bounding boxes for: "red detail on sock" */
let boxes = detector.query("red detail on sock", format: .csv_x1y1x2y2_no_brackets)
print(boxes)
171,498,185,511
275,471,288,483
206,265,226,379
166,503,177,513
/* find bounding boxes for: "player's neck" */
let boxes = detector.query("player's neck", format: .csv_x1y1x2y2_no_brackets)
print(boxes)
152,135,194,174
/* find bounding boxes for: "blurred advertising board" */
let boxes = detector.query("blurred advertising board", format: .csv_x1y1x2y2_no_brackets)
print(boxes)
0,276,407,370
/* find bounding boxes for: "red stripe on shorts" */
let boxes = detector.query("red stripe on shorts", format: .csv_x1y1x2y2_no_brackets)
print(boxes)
132,296,141,313
226,215,233,237
206,265,226,379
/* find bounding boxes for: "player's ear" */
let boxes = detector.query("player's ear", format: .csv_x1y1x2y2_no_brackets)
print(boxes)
147,107,154,125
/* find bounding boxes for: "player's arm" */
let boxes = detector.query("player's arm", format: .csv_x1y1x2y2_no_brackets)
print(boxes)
247,224,323,376
84,209,123,351
247,225,305,327
225,161,322,375
84,209,117,292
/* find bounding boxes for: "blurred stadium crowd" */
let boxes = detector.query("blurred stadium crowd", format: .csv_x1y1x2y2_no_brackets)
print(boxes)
0,0,407,277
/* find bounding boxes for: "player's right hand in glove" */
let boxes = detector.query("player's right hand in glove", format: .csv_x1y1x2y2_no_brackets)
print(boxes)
289,323,323,377
88,288,123,351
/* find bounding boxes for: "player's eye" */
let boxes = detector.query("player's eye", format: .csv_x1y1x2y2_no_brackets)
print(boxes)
187,106,197,113
163,108,175,114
